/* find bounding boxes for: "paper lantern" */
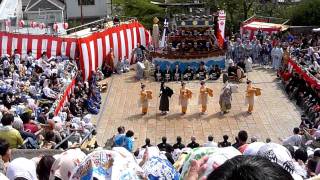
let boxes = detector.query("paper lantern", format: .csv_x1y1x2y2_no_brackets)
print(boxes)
39,23,46,29
5,19,11,27
19,20,25,28
30,21,38,28
53,23,58,32
63,22,68,29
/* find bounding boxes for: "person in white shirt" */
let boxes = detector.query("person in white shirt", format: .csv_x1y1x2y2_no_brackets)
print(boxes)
25,50,35,68
203,135,218,147
281,127,302,147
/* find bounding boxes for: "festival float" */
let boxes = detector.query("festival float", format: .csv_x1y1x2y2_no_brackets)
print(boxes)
150,1,226,72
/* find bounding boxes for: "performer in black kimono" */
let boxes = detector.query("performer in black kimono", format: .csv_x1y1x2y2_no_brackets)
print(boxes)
183,65,194,81
172,64,181,81
154,65,163,82
164,65,172,82
159,81,174,115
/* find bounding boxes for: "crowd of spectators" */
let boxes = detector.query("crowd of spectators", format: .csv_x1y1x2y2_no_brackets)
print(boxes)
0,50,103,153
3,124,320,179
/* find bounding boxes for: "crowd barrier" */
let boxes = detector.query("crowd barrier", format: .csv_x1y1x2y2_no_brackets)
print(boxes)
288,58,320,87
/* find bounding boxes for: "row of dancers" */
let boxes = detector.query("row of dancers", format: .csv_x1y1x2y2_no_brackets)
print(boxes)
139,80,262,116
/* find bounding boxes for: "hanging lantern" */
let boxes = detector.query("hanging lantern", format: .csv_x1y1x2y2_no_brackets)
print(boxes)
30,21,38,28
63,22,68,29
53,23,58,32
5,19,11,27
19,20,25,28
39,23,46,29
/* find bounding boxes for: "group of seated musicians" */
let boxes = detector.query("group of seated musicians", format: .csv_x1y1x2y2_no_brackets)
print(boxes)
154,62,222,82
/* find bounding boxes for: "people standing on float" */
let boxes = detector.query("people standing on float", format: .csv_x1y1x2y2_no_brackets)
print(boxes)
139,83,152,115
179,82,192,114
159,82,174,115
198,81,213,115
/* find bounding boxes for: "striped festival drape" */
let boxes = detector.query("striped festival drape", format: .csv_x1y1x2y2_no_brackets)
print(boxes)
78,20,152,80
0,32,77,59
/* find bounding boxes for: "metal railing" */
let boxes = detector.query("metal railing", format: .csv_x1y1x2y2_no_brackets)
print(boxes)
54,131,76,149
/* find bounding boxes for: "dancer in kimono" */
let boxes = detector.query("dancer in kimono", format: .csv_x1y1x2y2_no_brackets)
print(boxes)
139,83,152,115
179,82,192,114
219,81,233,115
245,80,261,114
271,44,284,70
159,82,174,115
198,81,213,115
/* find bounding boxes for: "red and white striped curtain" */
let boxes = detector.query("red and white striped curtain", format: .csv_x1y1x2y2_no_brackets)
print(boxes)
78,21,152,80
0,32,78,59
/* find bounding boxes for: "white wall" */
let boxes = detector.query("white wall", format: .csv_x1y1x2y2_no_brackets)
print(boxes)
66,0,111,19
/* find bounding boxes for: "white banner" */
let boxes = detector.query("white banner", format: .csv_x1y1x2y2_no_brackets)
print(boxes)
218,10,226,39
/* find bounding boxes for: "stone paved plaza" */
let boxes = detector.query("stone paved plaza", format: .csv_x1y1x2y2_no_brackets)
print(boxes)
94,67,301,148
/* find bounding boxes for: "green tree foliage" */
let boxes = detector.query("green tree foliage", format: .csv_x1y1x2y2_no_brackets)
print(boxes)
288,0,320,26
113,0,165,29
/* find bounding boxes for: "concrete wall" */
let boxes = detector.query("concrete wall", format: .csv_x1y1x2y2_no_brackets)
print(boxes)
65,0,111,19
